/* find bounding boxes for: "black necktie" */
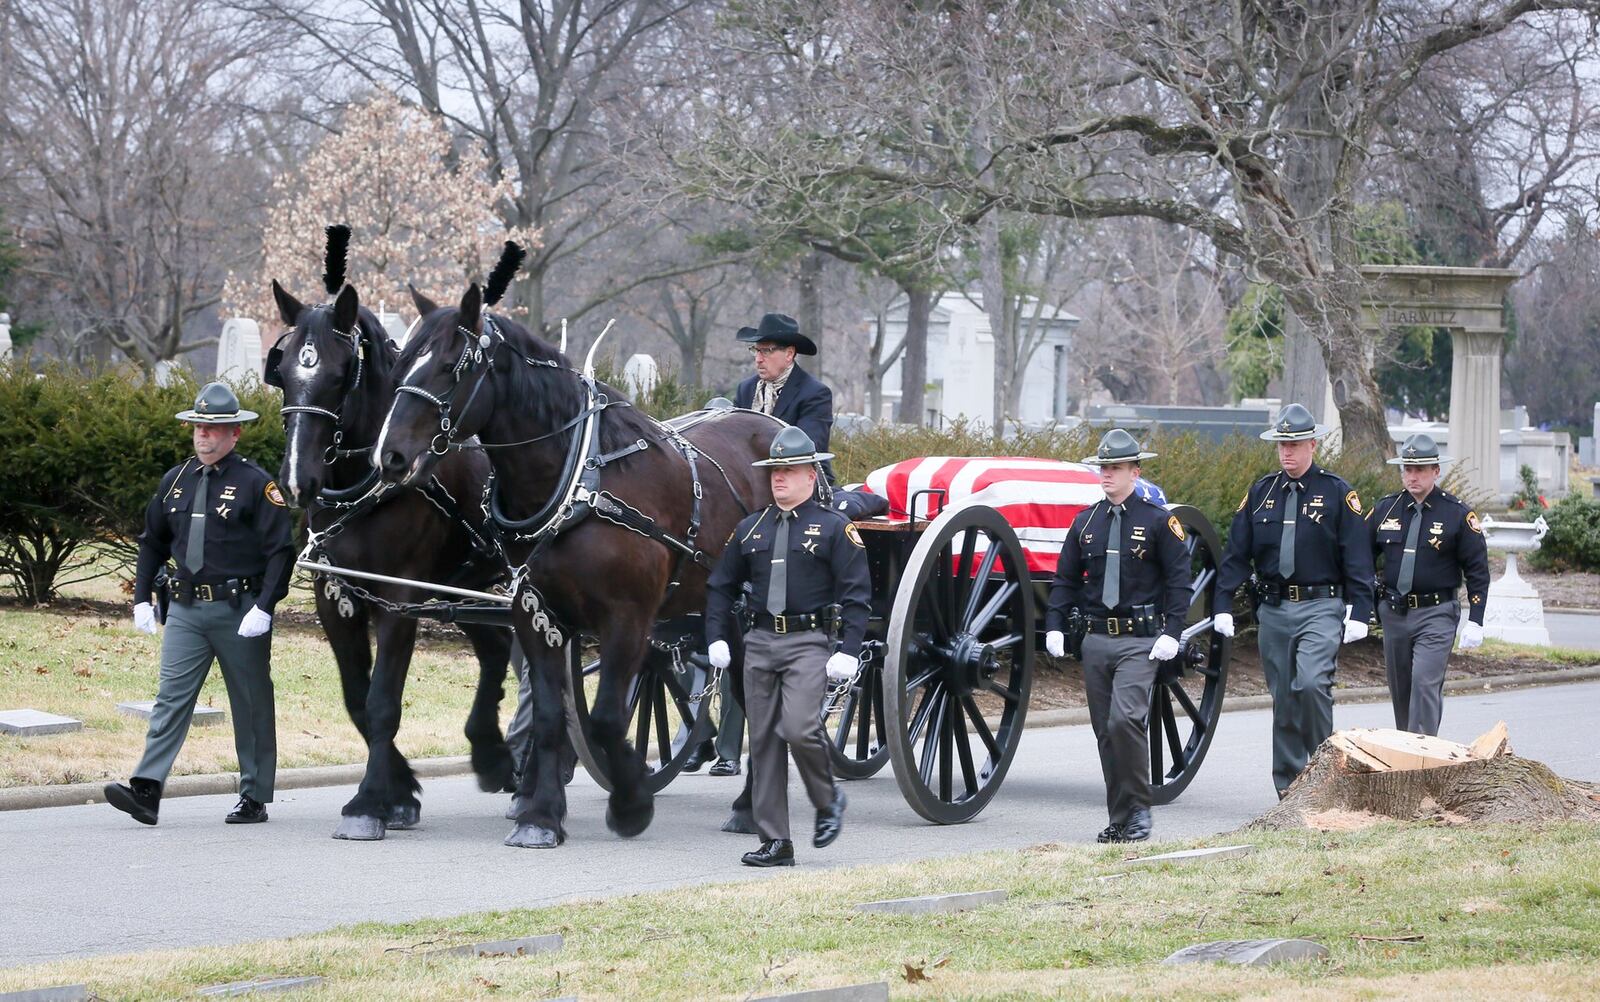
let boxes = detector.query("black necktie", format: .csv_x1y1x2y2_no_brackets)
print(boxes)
1278,483,1299,581
1101,505,1123,608
766,510,791,617
1397,501,1423,595
184,466,212,576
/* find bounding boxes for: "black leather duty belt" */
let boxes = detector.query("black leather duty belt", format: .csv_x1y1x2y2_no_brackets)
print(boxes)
1257,582,1343,605
754,611,835,635
1085,616,1159,638
172,577,259,605
1383,588,1454,612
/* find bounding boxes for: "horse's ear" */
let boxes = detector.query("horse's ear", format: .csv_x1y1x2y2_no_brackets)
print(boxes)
272,280,304,326
333,284,359,334
459,283,483,335
409,283,439,317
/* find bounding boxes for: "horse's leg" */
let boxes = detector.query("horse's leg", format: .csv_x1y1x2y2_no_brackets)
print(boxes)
333,611,421,840
592,624,656,838
316,586,373,739
460,622,515,794
504,618,568,848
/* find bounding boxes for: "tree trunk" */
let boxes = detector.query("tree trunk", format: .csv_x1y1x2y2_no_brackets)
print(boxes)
900,283,931,426
798,249,825,378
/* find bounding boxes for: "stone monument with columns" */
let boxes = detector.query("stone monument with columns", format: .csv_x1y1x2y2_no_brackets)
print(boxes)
216,317,264,386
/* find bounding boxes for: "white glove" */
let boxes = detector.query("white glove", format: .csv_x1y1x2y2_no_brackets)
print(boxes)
707,640,731,669
133,602,158,635
1459,622,1484,650
1149,634,1181,662
826,651,858,681
1341,607,1368,644
237,606,273,638
1212,612,1234,638
1045,630,1065,658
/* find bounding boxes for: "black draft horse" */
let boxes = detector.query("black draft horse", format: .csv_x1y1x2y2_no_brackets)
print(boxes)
373,281,779,847
266,234,519,840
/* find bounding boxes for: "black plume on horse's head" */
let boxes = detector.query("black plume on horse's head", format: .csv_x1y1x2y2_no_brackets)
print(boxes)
323,224,352,295
483,241,526,307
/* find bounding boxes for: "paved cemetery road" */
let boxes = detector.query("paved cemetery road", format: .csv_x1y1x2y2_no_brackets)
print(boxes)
2,681,1597,968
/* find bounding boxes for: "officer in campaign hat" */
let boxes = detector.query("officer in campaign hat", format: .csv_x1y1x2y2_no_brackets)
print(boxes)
105,382,294,827
1369,432,1490,735
704,426,870,866
1044,429,1191,843
1214,403,1376,797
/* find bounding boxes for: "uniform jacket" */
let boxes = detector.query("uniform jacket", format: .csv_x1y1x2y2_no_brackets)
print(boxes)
705,498,871,656
134,452,295,613
1045,495,1192,638
1216,464,1376,622
1369,487,1491,625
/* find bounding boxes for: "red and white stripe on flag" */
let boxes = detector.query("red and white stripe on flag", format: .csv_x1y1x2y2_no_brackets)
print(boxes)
858,457,1103,575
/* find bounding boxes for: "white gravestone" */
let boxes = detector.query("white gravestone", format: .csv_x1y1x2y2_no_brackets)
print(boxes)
216,318,263,386
1479,515,1551,646
0,312,12,363
623,353,659,399
374,308,409,349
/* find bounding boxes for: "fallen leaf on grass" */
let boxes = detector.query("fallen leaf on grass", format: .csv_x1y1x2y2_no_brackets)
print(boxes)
34,666,48,674
1353,934,1425,943
903,964,927,984
74,666,92,677
473,976,500,990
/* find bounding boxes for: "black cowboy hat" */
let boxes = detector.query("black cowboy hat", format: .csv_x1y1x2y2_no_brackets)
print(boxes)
735,313,817,356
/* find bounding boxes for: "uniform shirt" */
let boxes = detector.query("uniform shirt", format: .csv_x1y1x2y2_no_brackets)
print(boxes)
133,451,296,613
1044,495,1192,638
1216,464,1376,622
1369,487,1491,625
705,498,871,656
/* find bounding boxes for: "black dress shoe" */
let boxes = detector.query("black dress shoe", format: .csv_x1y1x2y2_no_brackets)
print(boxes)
813,786,846,848
105,780,160,826
1095,823,1123,843
225,796,269,824
1117,808,1152,842
741,839,795,867
681,739,716,773
708,757,740,777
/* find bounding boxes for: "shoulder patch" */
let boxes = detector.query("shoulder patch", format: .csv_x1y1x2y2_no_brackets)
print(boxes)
844,523,864,548
1467,511,1482,534
265,480,287,507
1344,491,1362,515
1167,515,1186,541
1235,492,1247,512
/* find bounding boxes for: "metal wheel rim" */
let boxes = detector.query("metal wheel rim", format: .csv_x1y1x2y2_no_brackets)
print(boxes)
823,650,891,779
563,640,715,794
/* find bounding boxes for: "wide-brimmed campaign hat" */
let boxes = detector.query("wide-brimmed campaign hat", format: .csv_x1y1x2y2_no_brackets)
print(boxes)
735,313,817,356
1387,431,1451,466
1259,402,1330,441
176,382,258,424
752,425,834,467
1081,428,1158,466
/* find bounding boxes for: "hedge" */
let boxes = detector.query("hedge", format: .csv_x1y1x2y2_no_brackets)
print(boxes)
1531,494,1600,573
0,365,283,602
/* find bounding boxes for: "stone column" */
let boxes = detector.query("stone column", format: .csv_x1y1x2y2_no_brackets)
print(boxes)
0,312,12,362
1448,330,1504,502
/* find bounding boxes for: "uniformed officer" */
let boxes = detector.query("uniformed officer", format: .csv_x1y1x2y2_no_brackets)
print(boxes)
1370,432,1490,735
105,382,295,826
1214,403,1376,797
704,426,870,866
1044,429,1191,843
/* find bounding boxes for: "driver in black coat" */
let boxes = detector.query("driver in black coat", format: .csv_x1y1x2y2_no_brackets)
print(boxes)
732,313,835,485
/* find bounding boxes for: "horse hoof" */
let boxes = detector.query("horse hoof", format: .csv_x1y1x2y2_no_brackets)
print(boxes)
504,823,561,849
721,809,758,835
386,803,421,830
606,796,655,838
332,815,387,841
503,796,531,821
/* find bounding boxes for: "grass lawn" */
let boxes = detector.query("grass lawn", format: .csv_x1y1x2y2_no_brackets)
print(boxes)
0,606,500,787
0,824,1596,999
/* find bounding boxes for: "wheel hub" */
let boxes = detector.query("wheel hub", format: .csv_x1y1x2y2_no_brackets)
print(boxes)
943,632,995,693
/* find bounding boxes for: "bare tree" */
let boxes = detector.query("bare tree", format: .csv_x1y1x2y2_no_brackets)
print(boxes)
0,0,280,367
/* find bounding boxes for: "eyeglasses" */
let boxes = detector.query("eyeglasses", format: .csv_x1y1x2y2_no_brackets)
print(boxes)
747,345,787,357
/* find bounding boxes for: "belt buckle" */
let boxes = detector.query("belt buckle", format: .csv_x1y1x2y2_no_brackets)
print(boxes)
773,614,788,635
1407,593,1420,609
1107,618,1121,637
197,584,213,602
1287,584,1301,602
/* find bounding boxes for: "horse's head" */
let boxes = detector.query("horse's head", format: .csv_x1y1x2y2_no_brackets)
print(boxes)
376,283,504,488
267,280,368,506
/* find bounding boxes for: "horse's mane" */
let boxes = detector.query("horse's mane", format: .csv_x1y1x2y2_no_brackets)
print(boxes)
405,307,660,454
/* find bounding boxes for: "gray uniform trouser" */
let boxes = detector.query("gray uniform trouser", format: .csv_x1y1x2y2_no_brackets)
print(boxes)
1255,596,1343,794
714,668,746,762
134,593,276,802
1081,633,1158,825
1379,600,1458,736
743,628,835,842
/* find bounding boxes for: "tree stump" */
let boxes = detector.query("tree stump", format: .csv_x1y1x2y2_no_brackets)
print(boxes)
1251,723,1600,831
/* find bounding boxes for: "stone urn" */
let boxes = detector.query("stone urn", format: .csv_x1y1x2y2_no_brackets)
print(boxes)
1478,514,1550,646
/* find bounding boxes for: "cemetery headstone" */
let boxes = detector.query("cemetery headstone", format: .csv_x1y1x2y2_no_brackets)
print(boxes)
0,709,83,736
1162,938,1328,967
216,318,264,386
119,700,224,726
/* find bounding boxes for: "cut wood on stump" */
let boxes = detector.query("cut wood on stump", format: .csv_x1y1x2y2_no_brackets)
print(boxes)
1252,722,1600,830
